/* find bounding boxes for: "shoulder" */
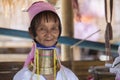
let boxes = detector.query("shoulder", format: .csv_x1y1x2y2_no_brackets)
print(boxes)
13,67,30,80
60,65,72,72
59,65,79,80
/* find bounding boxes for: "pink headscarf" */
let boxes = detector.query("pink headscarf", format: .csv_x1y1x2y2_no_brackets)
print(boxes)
27,1,56,22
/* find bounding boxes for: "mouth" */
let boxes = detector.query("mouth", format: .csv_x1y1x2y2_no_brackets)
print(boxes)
44,39,57,44
43,39,57,46
44,38,57,43
45,39,53,42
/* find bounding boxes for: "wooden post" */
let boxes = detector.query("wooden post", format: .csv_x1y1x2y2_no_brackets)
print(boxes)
61,0,73,61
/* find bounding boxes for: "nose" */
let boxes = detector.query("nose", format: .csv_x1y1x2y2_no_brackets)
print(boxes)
45,30,52,36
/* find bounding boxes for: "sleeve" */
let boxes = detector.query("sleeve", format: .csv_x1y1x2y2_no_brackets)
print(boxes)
59,65,79,80
13,67,28,80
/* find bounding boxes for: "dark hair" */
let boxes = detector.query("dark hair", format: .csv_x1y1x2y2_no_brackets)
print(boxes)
29,11,61,38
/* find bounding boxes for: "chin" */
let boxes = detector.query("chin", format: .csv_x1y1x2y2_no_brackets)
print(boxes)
44,41,57,47
44,43,56,47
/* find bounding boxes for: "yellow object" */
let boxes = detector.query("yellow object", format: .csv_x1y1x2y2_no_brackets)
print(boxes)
34,48,57,80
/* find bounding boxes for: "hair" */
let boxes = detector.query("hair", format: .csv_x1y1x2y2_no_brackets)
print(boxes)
29,11,61,38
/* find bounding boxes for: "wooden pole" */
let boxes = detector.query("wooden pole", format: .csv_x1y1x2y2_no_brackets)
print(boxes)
61,0,73,61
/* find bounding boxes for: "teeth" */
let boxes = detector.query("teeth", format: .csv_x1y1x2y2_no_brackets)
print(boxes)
46,39,52,41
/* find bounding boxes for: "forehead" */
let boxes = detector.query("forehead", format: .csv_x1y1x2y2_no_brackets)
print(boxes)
32,11,60,29
40,18,59,24
39,11,59,23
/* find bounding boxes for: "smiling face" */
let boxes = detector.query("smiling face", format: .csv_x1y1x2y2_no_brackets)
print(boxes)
29,11,61,47
36,19,59,47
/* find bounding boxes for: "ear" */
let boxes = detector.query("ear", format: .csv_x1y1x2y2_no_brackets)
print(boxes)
29,27,35,39
35,36,39,42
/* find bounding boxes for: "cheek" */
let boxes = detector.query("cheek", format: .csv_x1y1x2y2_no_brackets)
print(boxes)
36,32,44,39
38,34,45,39
55,34,59,38
54,31,60,38
57,32,60,38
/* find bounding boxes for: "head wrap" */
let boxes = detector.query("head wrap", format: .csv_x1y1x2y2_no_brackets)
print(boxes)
27,1,57,22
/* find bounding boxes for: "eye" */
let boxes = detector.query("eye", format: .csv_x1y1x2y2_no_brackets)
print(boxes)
37,27,47,33
39,27,44,31
52,26,59,31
